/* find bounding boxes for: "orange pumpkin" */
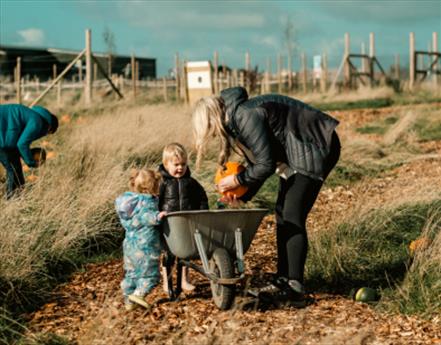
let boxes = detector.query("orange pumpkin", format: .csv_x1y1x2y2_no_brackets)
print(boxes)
60,114,71,124
46,151,56,160
214,161,248,198
27,174,38,183
31,147,46,167
409,237,431,255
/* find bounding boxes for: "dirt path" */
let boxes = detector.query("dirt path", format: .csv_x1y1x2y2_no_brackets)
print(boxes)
23,105,441,344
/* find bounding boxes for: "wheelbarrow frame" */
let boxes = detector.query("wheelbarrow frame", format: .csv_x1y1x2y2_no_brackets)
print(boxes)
162,209,268,309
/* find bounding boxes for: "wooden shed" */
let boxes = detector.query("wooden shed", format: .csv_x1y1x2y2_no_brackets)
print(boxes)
186,61,213,105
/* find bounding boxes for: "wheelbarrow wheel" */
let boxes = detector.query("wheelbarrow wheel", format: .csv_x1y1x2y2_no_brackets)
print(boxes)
209,248,235,310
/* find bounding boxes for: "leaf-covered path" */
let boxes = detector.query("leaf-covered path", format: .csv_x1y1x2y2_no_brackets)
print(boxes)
23,105,441,344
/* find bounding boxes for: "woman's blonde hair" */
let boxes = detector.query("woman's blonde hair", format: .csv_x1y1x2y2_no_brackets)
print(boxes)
192,96,234,168
162,142,187,165
129,168,162,195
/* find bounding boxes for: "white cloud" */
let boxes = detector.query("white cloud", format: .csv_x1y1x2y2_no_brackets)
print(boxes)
17,28,45,46
254,35,279,49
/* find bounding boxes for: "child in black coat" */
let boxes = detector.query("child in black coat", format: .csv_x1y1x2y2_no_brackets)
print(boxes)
159,143,208,291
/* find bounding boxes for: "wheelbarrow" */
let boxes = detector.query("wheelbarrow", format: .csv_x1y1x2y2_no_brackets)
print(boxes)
162,209,268,310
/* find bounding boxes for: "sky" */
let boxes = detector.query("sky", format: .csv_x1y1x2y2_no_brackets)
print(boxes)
1,0,440,76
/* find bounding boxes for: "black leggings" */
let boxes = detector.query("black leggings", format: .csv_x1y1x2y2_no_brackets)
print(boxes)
275,132,340,283
0,148,25,199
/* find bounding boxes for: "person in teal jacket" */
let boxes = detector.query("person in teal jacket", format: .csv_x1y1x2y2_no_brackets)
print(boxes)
0,104,58,198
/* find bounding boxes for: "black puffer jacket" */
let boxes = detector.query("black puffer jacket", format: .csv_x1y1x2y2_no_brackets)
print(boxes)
220,87,339,200
158,164,209,212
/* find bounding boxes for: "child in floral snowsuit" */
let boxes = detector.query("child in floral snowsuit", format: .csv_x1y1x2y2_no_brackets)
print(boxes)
115,168,167,310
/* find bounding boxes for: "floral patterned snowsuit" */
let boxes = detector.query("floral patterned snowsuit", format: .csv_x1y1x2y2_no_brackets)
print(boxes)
115,192,162,298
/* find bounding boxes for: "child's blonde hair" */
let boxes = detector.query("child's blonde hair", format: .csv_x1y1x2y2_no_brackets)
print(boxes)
162,142,188,165
129,168,162,195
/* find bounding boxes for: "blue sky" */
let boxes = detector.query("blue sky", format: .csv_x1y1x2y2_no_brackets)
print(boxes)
1,0,440,76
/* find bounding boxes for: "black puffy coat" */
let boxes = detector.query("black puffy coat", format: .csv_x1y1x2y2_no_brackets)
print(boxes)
220,87,339,200
158,164,209,212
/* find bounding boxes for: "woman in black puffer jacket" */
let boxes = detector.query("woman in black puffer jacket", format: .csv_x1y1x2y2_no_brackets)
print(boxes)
192,87,340,307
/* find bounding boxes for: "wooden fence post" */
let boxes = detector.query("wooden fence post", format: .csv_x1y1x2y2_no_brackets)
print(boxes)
78,59,83,82
344,32,350,88
57,79,62,105
16,57,21,104
213,51,219,95
277,54,282,93
131,53,136,98
175,53,180,100
135,61,139,93
409,32,415,90
85,29,92,106
369,32,375,87
93,63,98,82
266,57,271,93
245,50,250,91
302,52,307,93
321,53,328,93
119,75,124,93
163,77,168,102
395,54,400,80
433,32,439,86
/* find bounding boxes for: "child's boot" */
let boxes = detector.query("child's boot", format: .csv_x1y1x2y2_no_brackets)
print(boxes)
128,294,150,309
181,266,195,291
124,297,138,311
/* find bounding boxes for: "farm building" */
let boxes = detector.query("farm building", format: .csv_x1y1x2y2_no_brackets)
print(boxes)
0,45,156,81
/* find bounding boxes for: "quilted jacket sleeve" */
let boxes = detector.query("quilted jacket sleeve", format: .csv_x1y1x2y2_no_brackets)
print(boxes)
235,107,276,192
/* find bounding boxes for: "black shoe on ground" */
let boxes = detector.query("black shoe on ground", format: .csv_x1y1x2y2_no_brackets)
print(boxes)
258,277,306,308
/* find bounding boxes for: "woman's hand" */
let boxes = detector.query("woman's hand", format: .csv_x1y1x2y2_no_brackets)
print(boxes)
218,194,244,209
217,174,240,193
158,211,167,220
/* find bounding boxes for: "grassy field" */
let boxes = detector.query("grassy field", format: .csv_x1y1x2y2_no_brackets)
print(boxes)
1,85,440,344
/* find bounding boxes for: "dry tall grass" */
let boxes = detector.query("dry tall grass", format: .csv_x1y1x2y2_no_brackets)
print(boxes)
0,102,199,309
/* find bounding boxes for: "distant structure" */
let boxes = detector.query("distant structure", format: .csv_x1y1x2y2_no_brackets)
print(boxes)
0,45,156,81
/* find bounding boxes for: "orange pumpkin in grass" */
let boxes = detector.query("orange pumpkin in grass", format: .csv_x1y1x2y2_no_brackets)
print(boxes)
214,161,248,198
60,114,71,124
31,147,46,167
27,174,38,183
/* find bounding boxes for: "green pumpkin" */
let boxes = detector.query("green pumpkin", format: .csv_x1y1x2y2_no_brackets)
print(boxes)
355,287,378,302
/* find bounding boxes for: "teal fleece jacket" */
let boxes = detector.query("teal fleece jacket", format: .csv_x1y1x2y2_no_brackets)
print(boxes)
0,104,54,167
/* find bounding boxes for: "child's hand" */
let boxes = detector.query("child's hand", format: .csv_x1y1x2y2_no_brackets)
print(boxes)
158,211,167,219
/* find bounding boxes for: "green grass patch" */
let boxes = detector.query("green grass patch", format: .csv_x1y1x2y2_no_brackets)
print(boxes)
312,98,394,111
324,162,385,187
413,117,441,142
306,199,441,317
356,115,399,135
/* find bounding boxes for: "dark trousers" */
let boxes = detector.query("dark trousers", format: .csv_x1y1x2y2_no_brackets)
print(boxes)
0,148,25,199
275,132,340,283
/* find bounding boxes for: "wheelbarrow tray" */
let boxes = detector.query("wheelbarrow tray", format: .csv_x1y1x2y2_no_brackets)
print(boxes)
163,209,267,260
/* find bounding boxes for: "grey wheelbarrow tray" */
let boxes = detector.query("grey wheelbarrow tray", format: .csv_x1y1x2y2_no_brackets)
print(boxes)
163,209,268,310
